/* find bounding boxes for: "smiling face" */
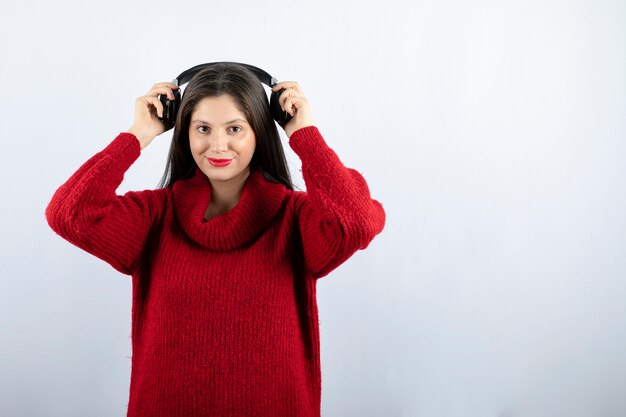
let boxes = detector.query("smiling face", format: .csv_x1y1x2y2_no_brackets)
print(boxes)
188,94,256,185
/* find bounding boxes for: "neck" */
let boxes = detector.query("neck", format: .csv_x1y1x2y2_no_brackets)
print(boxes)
207,168,251,216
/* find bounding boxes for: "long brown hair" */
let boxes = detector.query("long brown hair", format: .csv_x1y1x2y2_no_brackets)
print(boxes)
157,63,294,190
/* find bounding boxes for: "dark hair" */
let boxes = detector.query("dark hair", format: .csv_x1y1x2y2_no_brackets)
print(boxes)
157,63,294,191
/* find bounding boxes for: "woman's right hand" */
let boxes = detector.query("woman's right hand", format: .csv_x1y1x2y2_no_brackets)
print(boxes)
126,82,179,150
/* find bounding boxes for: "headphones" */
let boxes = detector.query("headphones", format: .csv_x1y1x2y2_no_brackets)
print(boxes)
158,61,293,128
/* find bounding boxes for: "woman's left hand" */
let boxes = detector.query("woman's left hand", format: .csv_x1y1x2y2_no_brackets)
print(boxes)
272,81,314,138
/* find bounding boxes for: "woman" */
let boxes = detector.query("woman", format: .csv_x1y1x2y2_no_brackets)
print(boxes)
46,62,385,417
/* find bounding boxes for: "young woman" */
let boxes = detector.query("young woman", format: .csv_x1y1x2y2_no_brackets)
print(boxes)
46,62,385,417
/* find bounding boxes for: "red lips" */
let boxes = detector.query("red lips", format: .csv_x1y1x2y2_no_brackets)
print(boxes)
207,158,232,167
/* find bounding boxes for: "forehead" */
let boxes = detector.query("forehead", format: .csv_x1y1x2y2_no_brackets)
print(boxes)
191,95,245,119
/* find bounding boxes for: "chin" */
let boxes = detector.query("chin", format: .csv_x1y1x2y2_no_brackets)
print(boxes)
205,167,246,182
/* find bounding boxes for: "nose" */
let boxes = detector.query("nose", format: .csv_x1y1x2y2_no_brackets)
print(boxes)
209,130,228,153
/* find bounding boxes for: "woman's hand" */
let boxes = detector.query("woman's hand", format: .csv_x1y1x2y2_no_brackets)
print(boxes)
126,82,179,150
271,81,314,138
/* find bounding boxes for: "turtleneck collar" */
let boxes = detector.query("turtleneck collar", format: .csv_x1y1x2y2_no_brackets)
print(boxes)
172,166,288,251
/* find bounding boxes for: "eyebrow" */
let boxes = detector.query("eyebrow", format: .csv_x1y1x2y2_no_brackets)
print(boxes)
191,118,248,126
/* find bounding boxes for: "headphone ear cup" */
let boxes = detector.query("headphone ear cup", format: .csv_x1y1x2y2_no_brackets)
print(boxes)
159,89,181,127
269,88,293,128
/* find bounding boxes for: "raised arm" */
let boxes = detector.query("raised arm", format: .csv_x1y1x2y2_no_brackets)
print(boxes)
272,81,385,278
45,133,166,275
289,126,386,279
272,81,385,279
45,81,180,275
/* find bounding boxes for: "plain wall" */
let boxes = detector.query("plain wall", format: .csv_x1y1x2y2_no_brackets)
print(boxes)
1,0,625,416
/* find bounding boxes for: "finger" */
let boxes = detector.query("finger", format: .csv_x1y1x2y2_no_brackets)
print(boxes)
147,86,177,100
291,96,307,108
148,96,165,118
272,81,299,91
152,82,180,90
149,82,180,96
284,97,302,116
290,95,309,115
283,97,293,116
273,82,304,97
271,81,286,91
146,85,178,100
139,96,165,118
279,88,302,111
278,88,291,110
276,86,305,111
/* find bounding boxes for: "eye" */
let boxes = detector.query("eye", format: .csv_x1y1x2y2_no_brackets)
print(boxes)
229,126,242,133
197,126,210,134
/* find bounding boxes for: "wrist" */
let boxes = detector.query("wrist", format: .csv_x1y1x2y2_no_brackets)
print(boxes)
287,123,314,139
126,126,153,150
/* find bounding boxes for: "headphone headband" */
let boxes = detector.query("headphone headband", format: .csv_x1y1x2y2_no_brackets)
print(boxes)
158,61,291,128
172,61,279,89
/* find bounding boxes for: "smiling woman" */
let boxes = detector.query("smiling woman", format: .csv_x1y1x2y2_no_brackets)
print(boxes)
45,62,386,417
188,95,257,216
158,63,294,194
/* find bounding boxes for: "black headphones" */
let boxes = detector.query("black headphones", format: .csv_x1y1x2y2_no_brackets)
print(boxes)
158,61,293,128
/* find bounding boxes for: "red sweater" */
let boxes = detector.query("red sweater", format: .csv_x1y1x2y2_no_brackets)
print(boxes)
45,126,385,417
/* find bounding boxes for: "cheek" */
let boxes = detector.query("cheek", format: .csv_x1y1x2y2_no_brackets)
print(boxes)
189,136,202,153
246,135,257,155
248,140,256,154
232,135,255,157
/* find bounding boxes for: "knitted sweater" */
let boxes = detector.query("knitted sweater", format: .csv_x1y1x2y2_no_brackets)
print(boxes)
45,126,386,417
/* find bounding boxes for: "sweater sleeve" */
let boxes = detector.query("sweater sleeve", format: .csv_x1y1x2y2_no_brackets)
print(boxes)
288,126,386,279
45,132,165,276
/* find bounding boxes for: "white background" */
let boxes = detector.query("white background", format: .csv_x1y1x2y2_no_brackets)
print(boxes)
1,0,625,416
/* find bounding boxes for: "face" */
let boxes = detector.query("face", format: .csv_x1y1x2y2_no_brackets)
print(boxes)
188,94,256,185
